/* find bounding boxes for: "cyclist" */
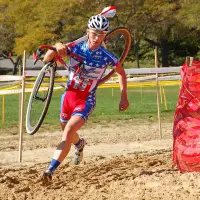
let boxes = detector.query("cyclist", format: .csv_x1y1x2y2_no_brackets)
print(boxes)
42,14,129,183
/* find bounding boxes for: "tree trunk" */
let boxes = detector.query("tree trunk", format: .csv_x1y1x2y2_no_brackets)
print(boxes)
135,50,140,68
134,42,140,68
12,56,22,75
133,29,140,68
160,29,171,67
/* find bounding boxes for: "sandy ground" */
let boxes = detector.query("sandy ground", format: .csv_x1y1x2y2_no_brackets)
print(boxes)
1,119,200,200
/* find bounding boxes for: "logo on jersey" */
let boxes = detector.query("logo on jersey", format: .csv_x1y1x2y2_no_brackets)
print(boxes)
94,55,102,59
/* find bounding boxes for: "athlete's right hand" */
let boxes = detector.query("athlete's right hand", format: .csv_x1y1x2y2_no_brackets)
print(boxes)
54,42,67,57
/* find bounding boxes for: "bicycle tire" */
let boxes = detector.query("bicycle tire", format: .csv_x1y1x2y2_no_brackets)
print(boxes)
101,27,131,83
26,62,55,135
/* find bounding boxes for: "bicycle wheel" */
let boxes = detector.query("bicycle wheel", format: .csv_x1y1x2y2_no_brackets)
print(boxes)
26,62,55,135
101,27,131,83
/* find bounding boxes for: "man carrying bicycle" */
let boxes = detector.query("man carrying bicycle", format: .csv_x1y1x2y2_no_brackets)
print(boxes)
42,14,129,183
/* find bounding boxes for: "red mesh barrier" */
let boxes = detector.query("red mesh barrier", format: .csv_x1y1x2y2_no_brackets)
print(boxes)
173,60,200,172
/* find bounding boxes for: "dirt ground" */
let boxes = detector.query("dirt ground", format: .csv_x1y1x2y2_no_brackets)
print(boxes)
0,119,200,200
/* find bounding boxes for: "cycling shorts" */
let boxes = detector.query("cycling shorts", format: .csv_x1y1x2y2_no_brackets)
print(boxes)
60,90,96,123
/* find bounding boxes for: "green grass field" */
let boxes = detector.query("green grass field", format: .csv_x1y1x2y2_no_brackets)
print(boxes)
0,85,180,131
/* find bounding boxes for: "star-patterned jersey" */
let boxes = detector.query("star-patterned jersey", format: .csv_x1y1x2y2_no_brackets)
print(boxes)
60,41,119,123
67,41,119,95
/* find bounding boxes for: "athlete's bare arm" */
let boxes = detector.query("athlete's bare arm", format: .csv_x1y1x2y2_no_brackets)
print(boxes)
43,42,67,63
114,63,129,111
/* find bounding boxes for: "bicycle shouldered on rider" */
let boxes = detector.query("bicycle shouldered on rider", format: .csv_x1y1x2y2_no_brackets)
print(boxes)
41,14,129,184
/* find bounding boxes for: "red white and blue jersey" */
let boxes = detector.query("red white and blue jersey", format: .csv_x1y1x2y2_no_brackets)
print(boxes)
60,41,119,123
67,41,119,94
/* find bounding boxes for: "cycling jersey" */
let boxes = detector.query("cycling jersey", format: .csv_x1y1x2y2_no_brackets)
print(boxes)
67,41,119,94
60,41,119,123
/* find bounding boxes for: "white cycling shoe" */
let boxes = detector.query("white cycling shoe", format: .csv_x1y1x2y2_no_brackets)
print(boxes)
74,138,86,165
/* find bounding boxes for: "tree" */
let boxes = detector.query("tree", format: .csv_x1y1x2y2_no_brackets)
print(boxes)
0,0,15,55
5,0,104,55
2,0,200,67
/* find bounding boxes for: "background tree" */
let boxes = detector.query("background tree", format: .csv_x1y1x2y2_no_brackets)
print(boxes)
0,0,15,55
0,0,22,75
1,0,200,68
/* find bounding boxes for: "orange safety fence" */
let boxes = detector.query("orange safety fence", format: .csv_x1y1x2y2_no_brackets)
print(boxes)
173,59,200,172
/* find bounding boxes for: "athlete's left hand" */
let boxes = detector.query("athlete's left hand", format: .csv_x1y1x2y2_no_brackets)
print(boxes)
119,98,129,111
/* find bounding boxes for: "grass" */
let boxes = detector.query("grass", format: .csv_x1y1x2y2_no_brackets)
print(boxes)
0,85,179,132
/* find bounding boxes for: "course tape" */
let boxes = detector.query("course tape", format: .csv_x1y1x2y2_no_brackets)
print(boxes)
24,67,182,77
0,67,182,96
0,75,23,81
23,74,181,84
0,80,181,96
124,67,181,74
0,86,63,95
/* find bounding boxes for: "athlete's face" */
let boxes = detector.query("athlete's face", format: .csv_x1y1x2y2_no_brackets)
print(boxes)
87,29,106,50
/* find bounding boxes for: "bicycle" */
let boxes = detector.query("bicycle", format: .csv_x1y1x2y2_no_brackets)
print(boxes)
26,6,131,135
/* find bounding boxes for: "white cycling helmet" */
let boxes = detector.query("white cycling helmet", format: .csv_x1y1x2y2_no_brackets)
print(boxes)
88,15,110,31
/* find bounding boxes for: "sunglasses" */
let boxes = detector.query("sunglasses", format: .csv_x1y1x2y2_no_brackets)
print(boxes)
88,29,107,37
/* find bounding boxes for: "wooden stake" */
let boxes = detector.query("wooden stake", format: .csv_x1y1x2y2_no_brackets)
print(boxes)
162,86,168,111
154,47,162,139
111,77,114,97
2,96,5,123
18,59,21,141
19,50,26,163
140,85,143,103
160,86,163,104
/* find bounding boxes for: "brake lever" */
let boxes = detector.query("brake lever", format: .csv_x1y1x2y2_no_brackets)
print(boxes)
34,58,41,65
36,48,45,57
33,48,46,65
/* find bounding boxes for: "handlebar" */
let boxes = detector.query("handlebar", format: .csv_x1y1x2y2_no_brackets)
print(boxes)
33,45,56,65
33,44,83,67
38,45,57,51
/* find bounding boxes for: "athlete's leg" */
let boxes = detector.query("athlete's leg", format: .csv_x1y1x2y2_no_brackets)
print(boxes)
53,115,85,162
42,115,85,183
43,93,94,183
60,122,66,131
59,120,86,165
60,122,81,153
